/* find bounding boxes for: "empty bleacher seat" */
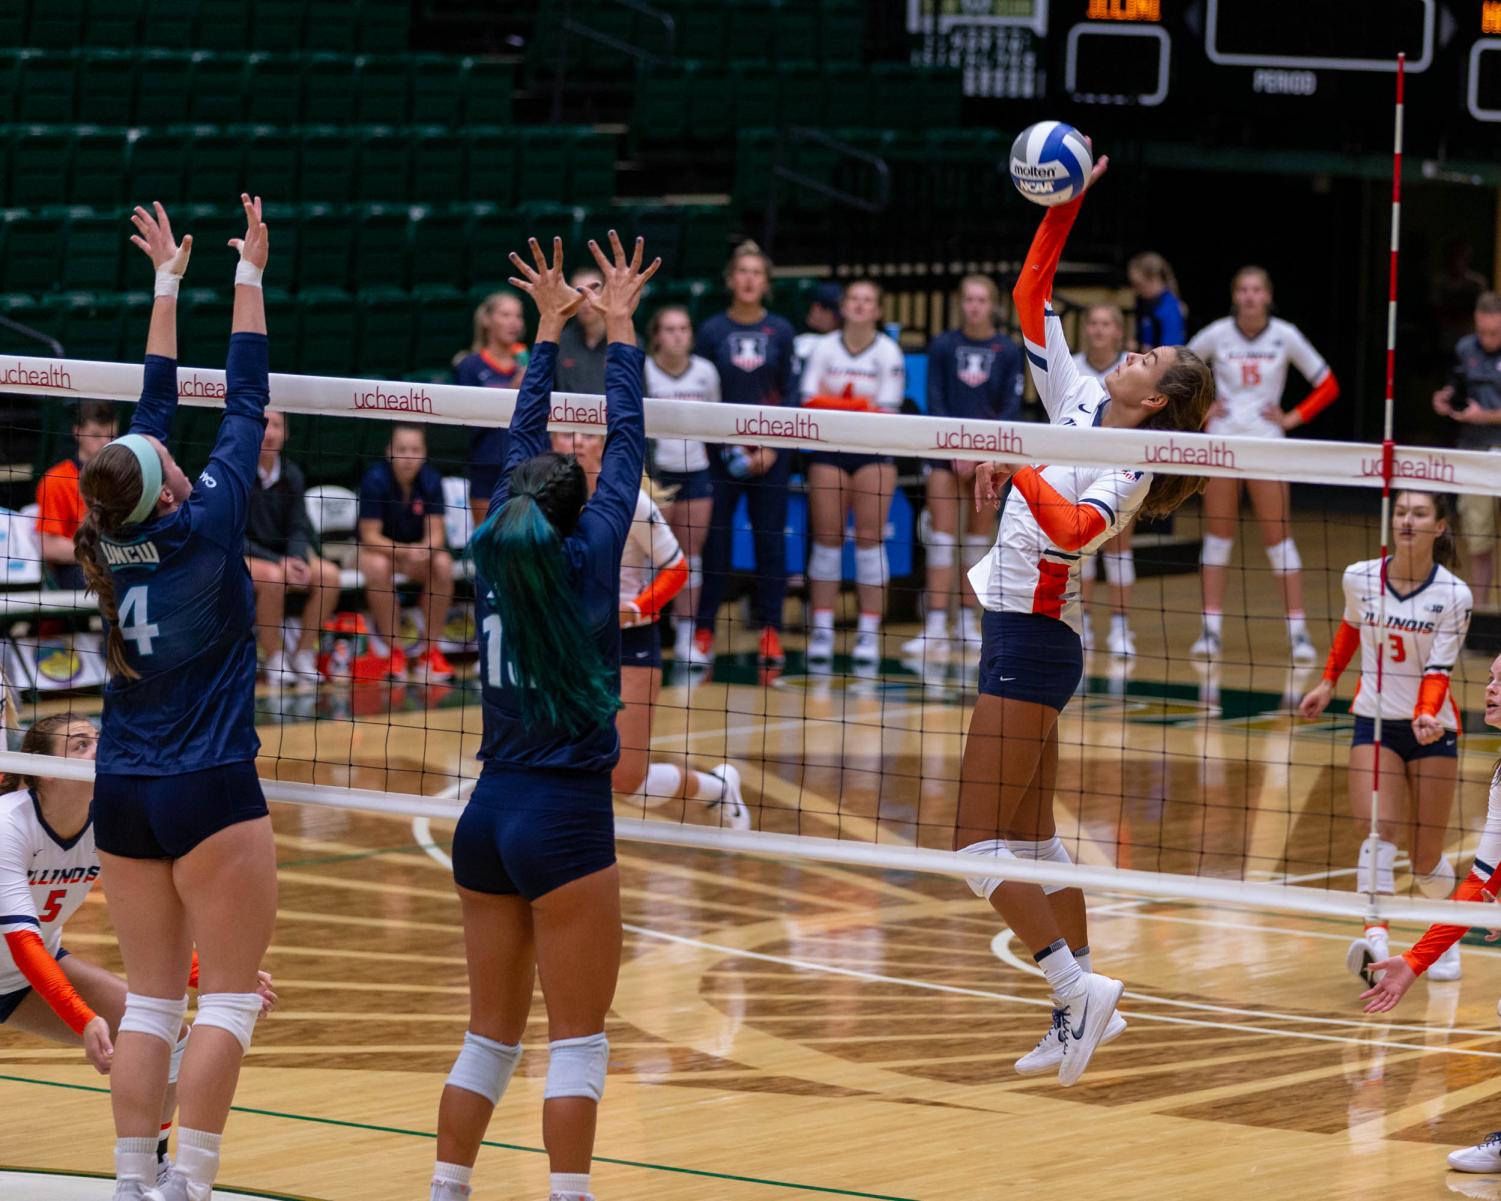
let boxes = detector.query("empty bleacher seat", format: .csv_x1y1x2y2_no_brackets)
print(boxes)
77,49,137,125
58,206,126,292
355,285,415,377
410,282,468,368
353,204,411,288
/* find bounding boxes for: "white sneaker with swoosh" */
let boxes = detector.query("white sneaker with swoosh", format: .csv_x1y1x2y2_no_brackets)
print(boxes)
1056,972,1125,1087
1015,1006,1127,1076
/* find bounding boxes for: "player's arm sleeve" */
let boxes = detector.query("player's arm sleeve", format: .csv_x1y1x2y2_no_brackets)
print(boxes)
630,501,688,618
1323,623,1361,684
1009,466,1113,552
493,340,558,513
127,353,180,441
926,339,949,418
1416,584,1472,718
1012,196,1086,420
577,344,647,553
1286,325,1338,423
0,834,95,1034
193,333,270,543
1404,862,1500,975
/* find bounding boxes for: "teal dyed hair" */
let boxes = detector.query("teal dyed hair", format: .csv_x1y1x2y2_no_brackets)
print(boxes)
470,453,620,734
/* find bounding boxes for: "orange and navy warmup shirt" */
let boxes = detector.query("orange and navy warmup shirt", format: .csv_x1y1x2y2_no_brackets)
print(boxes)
35,458,87,543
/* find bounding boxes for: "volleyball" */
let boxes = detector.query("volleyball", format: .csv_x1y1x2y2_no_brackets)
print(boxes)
1009,120,1093,206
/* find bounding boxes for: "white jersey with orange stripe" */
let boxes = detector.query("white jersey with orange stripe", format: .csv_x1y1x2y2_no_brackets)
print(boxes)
0,788,99,996
969,305,1151,633
1188,316,1330,439
799,331,906,412
619,490,684,610
1342,558,1472,730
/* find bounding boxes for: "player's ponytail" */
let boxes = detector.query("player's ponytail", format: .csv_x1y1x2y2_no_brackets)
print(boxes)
470,452,620,734
0,712,88,794
1137,347,1216,519
76,442,149,680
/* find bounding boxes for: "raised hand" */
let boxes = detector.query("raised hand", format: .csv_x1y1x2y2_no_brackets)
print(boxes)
228,193,269,270
509,237,587,329
584,230,661,333
130,201,192,277
1081,135,1109,193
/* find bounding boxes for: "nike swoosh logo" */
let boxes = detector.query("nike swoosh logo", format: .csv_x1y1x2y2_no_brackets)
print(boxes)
996,675,1016,682
1070,996,1089,1042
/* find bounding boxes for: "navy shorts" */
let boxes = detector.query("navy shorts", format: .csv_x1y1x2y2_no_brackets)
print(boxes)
1352,715,1458,762
805,451,893,474
0,948,68,1024
94,762,269,860
978,610,1084,711
654,466,713,502
451,766,616,901
620,622,662,669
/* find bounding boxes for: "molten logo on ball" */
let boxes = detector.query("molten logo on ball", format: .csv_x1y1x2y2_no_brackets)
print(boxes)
1009,120,1093,207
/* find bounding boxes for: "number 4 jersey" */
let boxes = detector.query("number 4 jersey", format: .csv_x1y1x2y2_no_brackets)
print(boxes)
0,787,98,997
1328,558,1473,730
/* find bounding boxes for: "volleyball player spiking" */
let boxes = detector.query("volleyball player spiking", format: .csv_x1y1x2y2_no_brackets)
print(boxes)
957,146,1216,1084
547,427,751,830
73,196,276,1201
1187,266,1341,665
0,716,276,1188
1298,491,1472,983
429,233,658,1201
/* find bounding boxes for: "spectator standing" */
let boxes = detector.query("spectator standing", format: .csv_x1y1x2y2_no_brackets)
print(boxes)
456,291,530,528
1127,252,1185,350
793,282,844,388
555,266,608,395
35,402,116,589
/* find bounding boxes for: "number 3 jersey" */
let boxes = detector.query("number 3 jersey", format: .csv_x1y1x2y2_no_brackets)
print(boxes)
0,788,98,996
1330,558,1473,730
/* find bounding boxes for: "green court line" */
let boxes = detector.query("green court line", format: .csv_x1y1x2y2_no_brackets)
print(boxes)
0,1075,921,1201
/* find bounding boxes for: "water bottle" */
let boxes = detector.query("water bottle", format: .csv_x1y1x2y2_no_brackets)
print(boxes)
724,445,753,479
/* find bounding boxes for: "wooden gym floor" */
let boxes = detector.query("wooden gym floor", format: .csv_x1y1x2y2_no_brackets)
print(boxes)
8,513,1501,1200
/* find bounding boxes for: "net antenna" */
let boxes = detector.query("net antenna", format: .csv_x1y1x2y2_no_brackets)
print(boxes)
1361,53,1406,920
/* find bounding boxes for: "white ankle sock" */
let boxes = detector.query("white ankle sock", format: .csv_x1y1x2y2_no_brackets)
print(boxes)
177,1128,222,1194
642,762,682,804
1416,853,1457,899
684,768,725,802
1203,611,1223,637
857,611,880,636
115,1137,157,1185
1287,611,1309,641
924,609,947,636
1110,612,1129,634
432,1161,474,1199
1071,944,1092,975
550,1171,592,1200
812,609,834,631
1034,938,1084,999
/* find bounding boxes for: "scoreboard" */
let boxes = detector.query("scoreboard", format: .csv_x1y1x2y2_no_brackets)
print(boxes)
909,1,1501,154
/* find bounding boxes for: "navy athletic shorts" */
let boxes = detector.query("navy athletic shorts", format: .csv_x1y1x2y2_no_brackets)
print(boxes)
0,949,69,1024
805,450,893,474
978,610,1084,711
653,467,713,502
620,621,662,669
451,765,616,901
1352,715,1458,762
94,762,268,859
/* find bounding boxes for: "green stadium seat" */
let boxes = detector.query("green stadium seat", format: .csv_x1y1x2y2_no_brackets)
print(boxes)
70,127,129,208
247,0,305,51
465,205,525,284
727,2,777,64
177,125,246,203
38,291,132,362
729,63,780,131
819,0,864,61
0,6,24,49
666,0,724,62
632,64,689,144
256,202,300,292
680,205,732,275
78,49,138,126
303,0,360,53
355,286,415,378
354,127,410,203
0,211,58,294
179,286,231,369
410,54,466,127
295,205,353,291
733,128,776,208
295,287,356,376
134,51,195,127
190,51,248,124
778,62,824,126
262,284,298,364
243,54,302,126
239,125,300,200
463,58,514,126
17,52,78,124
516,201,583,259
354,55,409,126
298,125,358,203
409,205,470,288
410,282,468,367
409,126,465,200
141,0,198,49
303,53,359,125
516,127,569,203
58,206,126,292
569,130,616,207
773,2,820,64
359,0,412,53
0,54,21,124
353,204,411,288
127,129,185,206
83,0,143,47
194,0,249,52
821,63,868,128
613,205,682,273
27,0,86,49
463,126,518,208
6,126,70,208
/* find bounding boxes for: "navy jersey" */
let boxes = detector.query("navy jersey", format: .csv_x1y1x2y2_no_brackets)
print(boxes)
358,460,445,544
695,311,797,407
457,347,527,482
97,336,269,775
1135,292,1185,350
927,330,1024,422
475,340,645,774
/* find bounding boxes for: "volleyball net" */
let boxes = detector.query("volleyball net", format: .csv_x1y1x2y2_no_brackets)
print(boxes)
1,351,1500,930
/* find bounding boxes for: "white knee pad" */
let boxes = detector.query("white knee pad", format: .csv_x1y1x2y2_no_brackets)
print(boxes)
446,1030,521,1105
924,528,956,571
1415,853,1456,900
193,992,262,1053
544,1032,609,1102
957,839,1015,901
962,535,991,572
1008,836,1073,895
1102,550,1136,588
1200,533,1234,568
807,541,843,582
1357,837,1398,896
168,1027,189,1084
686,554,702,594
119,993,189,1048
1265,537,1301,575
854,544,888,588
